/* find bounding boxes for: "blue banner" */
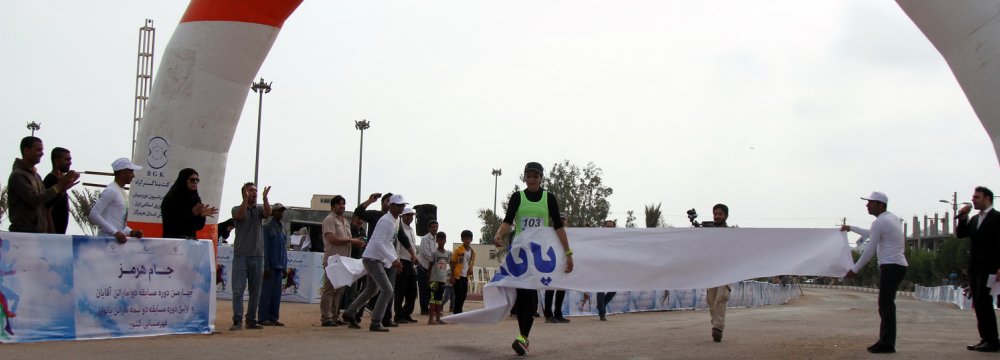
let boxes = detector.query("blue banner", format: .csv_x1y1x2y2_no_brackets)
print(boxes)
0,232,215,343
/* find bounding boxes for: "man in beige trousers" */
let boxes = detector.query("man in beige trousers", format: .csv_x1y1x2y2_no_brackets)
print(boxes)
705,203,730,343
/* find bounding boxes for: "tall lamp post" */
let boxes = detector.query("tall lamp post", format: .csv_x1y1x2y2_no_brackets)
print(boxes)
355,120,371,205
26,121,41,136
491,168,502,215
939,191,958,216
250,77,272,186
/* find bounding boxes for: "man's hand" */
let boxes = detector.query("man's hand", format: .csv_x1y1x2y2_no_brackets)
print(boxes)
129,230,143,239
368,193,380,202
351,237,365,247
114,231,128,244
565,255,574,273
392,259,402,271
262,186,271,200
241,186,250,203
493,234,504,248
467,269,473,277
958,204,973,219
845,270,857,278
839,225,851,232
56,170,80,191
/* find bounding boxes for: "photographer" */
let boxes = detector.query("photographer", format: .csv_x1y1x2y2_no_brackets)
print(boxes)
705,204,730,342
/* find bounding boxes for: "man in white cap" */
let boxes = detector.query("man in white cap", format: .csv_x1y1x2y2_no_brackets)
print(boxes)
841,191,907,354
342,194,405,332
89,158,144,244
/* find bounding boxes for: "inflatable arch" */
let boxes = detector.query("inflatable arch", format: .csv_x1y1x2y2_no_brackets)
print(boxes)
128,0,1000,239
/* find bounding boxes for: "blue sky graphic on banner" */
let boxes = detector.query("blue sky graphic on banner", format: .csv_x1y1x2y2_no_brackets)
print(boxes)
0,233,75,342
0,232,214,343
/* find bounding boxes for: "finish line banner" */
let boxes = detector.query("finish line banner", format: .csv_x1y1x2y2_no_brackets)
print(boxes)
444,227,851,324
0,232,215,343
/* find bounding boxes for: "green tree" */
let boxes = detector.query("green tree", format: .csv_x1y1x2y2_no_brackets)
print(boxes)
543,160,613,227
644,203,663,228
477,185,519,244
625,210,637,228
0,185,8,225
69,188,101,235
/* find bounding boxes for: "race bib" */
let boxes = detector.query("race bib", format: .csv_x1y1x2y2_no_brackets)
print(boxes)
521,217,544,229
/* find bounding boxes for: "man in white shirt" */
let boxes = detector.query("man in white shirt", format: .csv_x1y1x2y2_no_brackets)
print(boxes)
417,220,439,315
393,207,420,323
342,194,405,332
89,158,144,244
842,191,907,354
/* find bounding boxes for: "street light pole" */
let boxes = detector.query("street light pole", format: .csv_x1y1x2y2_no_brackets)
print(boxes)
250,77,272,186
355,120,371,205
26,121,41,136
491,168,502,215
939,191,958,215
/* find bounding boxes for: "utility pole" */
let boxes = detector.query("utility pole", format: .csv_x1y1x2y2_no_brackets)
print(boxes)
491,168,502,215
250,78,272,186
26,121,41,136
355,119,370,205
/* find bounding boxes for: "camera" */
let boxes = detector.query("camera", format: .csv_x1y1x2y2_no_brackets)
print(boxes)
686,208,715,228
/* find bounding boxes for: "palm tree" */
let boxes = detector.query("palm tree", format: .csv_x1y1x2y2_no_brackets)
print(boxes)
69,189,101,235
644,202,663,228
0,186,8,226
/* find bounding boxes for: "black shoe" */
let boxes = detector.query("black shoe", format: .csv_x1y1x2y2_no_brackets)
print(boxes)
599,314,607,321
245,322,264,330
369,324,389,332
868,342,882,351
272,321,285,326
259,320,275,326
555,317,571,323
342,312,361,329
229,322,242,331
334,320,348,326
382,321,399,328
867,345,895,354
545,317,557,323
321,320,338,327
403,317,418,323
974,343,1000,352
967,340,987,351
712,328,723,342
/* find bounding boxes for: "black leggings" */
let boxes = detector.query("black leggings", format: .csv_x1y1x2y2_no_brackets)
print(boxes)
513,288,538,337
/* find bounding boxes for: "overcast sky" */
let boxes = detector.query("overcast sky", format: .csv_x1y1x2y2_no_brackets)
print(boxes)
2,0,998,242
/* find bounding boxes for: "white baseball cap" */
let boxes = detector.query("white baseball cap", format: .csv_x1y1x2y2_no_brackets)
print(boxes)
860,191,888,204
402,207,415,215
389,194,408,205
112,157,142,172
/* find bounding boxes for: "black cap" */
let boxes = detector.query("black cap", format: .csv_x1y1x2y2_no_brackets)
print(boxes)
524,162,544,176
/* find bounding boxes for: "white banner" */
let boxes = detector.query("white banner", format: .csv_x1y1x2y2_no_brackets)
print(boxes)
215,246,324,304
445,227,851,324
0,232,215,343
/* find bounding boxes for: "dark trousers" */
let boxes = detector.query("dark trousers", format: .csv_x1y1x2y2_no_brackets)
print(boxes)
543,290,566,319
394,260,417,320
258,267,283,322
596,292,617,316
971,270,1000,345
417,265,431,314
877,264,907,347
514,288,538,337
453,276,469,314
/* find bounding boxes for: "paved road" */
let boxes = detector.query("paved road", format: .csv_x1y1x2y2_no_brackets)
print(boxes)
0,288,992,359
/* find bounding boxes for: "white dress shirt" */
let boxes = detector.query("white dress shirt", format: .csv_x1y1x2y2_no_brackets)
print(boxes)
849,211,908,273
977,206,994,229
89,181,132,237
418,233,436,269
397,222,417,261
362,212,400,268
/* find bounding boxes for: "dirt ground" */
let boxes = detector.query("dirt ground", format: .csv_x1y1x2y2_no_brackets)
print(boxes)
0,288,994,359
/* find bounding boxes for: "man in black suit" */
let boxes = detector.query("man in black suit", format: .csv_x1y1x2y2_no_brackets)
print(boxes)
957,186,1000,353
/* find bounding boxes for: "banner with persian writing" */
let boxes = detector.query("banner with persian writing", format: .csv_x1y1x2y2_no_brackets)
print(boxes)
215,246,323,304
0,232,215,343
444,227,851,324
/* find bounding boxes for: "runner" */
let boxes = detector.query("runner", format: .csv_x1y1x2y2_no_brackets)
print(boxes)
493,161,574,356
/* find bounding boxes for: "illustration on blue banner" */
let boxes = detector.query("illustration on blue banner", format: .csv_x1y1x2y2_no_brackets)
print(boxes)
0,232,216,343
